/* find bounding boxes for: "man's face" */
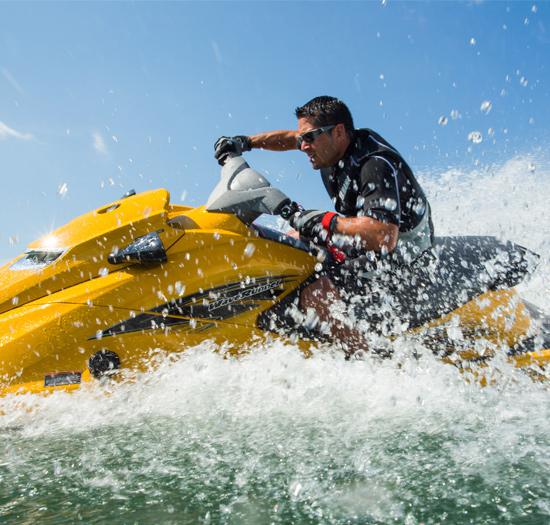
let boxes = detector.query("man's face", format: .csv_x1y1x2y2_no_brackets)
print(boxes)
297,117,343,169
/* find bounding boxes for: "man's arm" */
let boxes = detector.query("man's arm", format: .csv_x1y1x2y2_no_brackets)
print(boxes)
250,130,299,151
333,216,398,253
214,131,298,164
286,155,401,254
337,156,400,252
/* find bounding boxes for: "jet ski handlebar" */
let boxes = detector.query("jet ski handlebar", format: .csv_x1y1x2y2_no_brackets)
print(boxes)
206,155,292,225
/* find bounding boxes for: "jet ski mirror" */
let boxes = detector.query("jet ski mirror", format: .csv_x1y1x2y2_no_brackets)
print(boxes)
108,231,167,265
206,155,290,225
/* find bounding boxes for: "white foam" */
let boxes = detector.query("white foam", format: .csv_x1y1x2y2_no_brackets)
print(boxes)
422,154,550,309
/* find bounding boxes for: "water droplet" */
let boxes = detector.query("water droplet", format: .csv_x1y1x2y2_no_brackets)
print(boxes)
95,330,103,340
175,281,185,295
469,37,476,46
531,5,538,13
438,116,448,126
12,296,19,306
112,135,118,143
384,198,397,211
290,481,303,498
467,131,483,144
413,200,426,215
180,190,187,202
528,117,535,125
480,100,492,114
524,17,529,25
57,182,68,197
520,76,528,87
379,73,385,80
450,109,460,120
528,162,536,173
98,267,109,277
244,243,256,257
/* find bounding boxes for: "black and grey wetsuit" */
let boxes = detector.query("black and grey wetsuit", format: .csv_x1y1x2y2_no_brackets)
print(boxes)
322,128,432,244
320,128,434,290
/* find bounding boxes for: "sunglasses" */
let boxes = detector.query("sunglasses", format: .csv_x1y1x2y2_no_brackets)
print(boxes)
296,125,336,148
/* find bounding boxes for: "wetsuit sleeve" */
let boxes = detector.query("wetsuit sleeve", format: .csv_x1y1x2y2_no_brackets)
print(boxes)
358,156,400,225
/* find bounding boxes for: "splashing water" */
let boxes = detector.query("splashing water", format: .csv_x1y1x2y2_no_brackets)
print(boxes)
467,131,483,144
0,156,549,524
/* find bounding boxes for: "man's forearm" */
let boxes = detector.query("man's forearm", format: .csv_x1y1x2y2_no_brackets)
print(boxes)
334,216,399,253
250,130,299,151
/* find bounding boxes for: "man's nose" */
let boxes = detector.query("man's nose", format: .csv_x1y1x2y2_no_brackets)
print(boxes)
300,141,311,152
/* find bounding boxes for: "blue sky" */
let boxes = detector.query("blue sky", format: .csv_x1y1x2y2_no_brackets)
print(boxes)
0,1,548,260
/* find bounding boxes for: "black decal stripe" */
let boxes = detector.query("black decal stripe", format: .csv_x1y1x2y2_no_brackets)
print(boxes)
155,274,297,320
91,313,193,339
92,274,299,339
183,302,262,321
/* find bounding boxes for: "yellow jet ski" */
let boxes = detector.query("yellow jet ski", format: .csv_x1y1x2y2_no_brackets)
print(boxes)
0,155,548,396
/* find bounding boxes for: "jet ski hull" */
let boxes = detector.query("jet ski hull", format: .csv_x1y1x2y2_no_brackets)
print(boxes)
0,189,547,396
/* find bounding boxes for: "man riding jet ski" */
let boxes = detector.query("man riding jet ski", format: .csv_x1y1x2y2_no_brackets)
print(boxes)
214,96,434,355
0,107,548,396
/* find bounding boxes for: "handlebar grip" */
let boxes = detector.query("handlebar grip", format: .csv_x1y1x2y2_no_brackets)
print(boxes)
276,200,302,219
218,151,239,166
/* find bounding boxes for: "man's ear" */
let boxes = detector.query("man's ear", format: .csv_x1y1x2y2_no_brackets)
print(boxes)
335,123,347,141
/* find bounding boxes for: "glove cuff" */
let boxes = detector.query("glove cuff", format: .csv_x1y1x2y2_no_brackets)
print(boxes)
240,136,252,151
321,212,339,234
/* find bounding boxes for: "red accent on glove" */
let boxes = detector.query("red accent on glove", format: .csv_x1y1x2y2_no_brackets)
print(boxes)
321,212,338,233
327,245,346,264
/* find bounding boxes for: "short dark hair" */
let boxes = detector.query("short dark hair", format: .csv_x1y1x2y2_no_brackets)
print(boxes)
295,96,355,136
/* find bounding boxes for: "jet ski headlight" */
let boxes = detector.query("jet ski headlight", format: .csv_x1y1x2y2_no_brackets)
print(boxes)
108,230,167,265
10,249,65,271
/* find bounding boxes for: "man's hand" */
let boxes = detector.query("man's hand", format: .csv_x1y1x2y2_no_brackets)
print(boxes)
214,135,252,165
278,202,345,261
285,207,338,244
289,209,327,242
278,201,338,243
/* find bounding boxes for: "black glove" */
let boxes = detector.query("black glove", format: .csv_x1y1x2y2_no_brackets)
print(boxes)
280,201,338,243
214,135,252,165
